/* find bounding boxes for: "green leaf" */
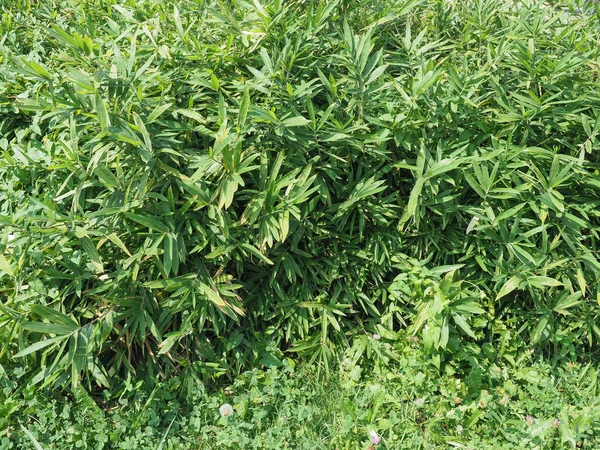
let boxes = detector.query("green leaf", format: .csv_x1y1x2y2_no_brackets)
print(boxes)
530,315,550,344
80,236,104,272
211,73,220,91
163,234,173,276
282,116,311,127
495,203,526,223
510,243,536,266
496,276,521,300
133,112,152,153
0,253,14,276
147,103,174,123
426,158,462,179
173,5,185,38
527,276,563,289
365,64,389,85
279,209,290,242
82,35,93,56
20,425,46,450
451,298,485,314
107,233,131,256
124,213,170,233
21,58,51,79
577,266,587,295
206,245,235,259
452,314,476,339
399,177,425,228
13,335,68,358
163,234,178,276
21,322,77,335
238,87,250,131
464,172,486,198
94,93,110,130
158,332,182,355
48,24,79,49
30,305,78,329
553,292,583,315
176,109,205,124
240,243,274,265
430,264,465,275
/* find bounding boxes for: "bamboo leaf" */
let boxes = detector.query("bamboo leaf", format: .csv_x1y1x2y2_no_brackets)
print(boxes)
496,276,521,300
527,276,563,289
365,64,389,85
240,243,274,265
21,322,77,335
124,213,170,233
80,236,104,272
282,116,311,127
399,177,425,228
30,305,78,329
13,335,68,358
238,87,250,131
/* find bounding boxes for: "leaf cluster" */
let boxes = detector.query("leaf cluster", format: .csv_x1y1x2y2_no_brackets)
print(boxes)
1,0,600,390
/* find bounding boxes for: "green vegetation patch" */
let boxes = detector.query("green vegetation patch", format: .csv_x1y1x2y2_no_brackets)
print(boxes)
1,0,600,447
3,342,600,449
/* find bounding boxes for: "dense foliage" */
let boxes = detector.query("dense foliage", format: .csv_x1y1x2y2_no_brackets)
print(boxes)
1,0,600,410
2,0,600,448
3,341,600,449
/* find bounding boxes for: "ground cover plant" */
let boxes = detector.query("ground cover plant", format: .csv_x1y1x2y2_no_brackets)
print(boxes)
1,0,600,447
3,339,600,449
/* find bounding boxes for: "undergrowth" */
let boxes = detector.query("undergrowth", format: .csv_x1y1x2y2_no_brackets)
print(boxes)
3,336,600,449
1,0,600,448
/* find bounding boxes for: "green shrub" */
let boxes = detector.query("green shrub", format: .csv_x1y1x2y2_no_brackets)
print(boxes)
1,0,600,391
